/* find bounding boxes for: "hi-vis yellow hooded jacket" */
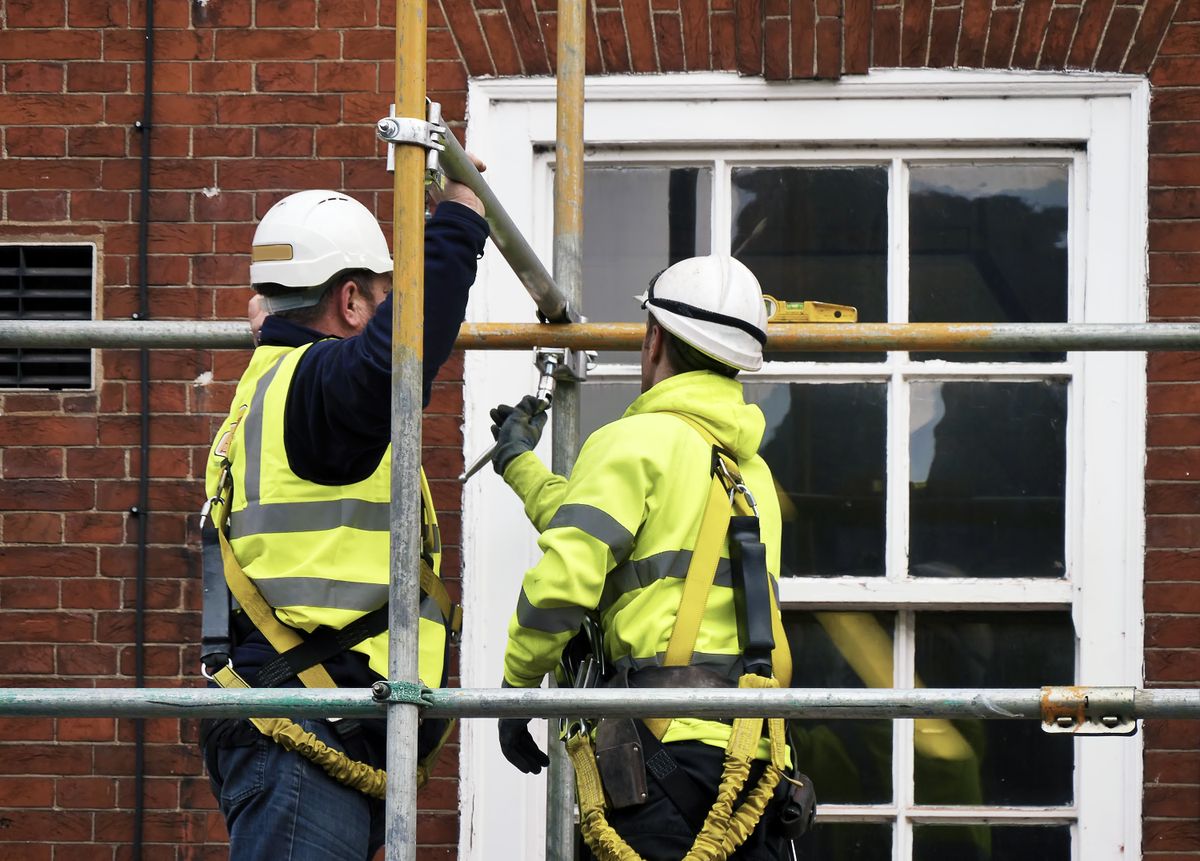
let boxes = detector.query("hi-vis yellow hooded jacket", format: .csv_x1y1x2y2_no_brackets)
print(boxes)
206,341,447,686
502,370,787,751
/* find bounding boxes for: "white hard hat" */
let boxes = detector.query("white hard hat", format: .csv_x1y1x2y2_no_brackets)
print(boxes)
634,255,768,372
250,190,392,310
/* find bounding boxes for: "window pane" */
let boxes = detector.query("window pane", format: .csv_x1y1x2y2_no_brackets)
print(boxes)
909,164,1069,363
909,381,1066,579
914,612,1074,807
746,383,886,578
786,611,894,804
912,824,1071,861
583,166,712,362
795,822,892,860
732,166,888,363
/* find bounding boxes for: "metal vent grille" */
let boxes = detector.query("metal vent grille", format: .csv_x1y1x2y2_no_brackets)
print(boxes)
0,244,95,389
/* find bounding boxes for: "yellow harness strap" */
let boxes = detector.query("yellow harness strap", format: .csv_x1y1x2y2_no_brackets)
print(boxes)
216,525,338,689
206,469,440,792
421,563,463,636
573,413,794,861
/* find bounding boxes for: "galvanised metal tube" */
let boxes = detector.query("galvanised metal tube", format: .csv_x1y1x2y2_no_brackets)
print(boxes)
546,3,586,857
7,320,1200,352
2,687,1197,720
441,127,571,323
455,321,1200,352
388,1,426,857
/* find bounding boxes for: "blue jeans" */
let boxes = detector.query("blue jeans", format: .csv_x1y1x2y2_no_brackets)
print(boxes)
204,719,385,861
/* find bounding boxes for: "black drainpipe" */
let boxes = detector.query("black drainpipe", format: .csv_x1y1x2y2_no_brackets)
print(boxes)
131,0,155,858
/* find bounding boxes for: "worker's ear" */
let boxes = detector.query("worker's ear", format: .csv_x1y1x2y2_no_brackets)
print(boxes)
645,322,667,366
336,278,373,333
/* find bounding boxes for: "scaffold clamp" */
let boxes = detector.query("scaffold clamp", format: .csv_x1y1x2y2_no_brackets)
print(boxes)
370,681,434,708
536,345,596,384
378,100,446,187
1040,685,1137,736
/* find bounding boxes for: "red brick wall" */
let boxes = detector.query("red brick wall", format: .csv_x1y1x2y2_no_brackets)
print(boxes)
1,0,1197,858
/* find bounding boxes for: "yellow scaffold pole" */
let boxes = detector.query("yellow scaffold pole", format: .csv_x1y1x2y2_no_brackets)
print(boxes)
386,0,427,857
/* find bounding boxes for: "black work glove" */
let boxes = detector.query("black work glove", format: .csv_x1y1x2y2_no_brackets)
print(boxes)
489,395,548,476
497,680,550,774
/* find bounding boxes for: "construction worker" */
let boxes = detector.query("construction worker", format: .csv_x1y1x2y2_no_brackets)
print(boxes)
199,178,487,860
491,256,808,860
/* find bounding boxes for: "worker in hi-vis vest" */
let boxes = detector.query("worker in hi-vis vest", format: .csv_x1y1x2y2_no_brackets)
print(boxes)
491,256,811,861
199,178,487,861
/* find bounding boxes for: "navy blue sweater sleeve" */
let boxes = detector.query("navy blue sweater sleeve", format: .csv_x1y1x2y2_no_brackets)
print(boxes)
283,201,489,485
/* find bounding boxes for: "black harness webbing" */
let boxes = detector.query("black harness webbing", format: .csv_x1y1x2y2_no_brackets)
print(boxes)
634,719,710,833
200,519,233,675
253,604,390,689
728,515,775,679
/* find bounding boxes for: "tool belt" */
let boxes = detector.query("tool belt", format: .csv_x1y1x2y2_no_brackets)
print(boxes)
199,462,461,795
565,413,815,861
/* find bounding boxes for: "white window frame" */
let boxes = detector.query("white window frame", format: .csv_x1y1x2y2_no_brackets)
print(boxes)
460,70,1148,861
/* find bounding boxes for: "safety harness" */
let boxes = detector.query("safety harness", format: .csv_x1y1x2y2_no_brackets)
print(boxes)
567,413,798,861
199,462,462,795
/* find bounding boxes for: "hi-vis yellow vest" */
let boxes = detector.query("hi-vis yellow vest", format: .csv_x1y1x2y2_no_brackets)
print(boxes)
206,342,447,686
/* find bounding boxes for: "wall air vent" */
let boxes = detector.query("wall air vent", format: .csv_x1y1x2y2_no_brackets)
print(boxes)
0,244,95,389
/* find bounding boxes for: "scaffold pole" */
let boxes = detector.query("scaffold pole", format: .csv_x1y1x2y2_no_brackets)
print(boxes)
5,320,1200,352
1,686,1196,722
546,2,587,857
386,0,427,857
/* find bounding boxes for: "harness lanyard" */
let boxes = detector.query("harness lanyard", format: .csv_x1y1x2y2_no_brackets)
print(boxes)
571,412,793,861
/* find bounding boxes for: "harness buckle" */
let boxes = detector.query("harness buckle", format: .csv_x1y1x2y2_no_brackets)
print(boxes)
733,482,760,517
199,464,232,530
200,657,233,681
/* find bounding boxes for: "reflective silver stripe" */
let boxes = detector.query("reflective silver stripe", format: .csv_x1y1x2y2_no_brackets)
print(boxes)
240,354,288,504
515,589,587,634
255,577,388,612
546,503,635,561
600,553,781,614
231,498,391,538
612,651,743,680
253,579,450,622
602,551,736,611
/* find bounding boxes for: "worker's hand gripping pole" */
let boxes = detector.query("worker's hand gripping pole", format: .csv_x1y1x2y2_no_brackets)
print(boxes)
459,346,594,482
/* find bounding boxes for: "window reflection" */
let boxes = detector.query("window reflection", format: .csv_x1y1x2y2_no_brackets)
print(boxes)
732,166,888,362
914,612,1074,807
909,164,1069,362
909,381,1067,579
582,166,712,362
746,383,886,578
786,611,894,805
912,824,1071,861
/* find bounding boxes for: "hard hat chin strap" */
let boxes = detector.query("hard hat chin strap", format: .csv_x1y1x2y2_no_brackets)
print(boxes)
260,284,330,314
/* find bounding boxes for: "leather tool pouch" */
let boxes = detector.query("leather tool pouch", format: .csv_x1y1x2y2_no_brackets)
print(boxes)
594,715,649,809
776,770,817,839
